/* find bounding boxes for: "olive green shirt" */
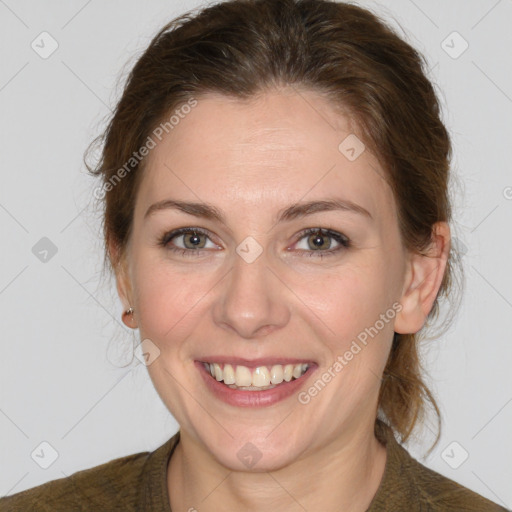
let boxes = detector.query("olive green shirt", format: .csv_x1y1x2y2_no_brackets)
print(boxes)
0,419,508,511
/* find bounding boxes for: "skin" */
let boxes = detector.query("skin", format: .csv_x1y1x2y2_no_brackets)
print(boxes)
113,87,450,512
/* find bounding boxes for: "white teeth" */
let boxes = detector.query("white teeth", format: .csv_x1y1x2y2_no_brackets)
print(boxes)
270,365,284,384
235,365,252,386
205,362,309,389
223,364,236,384
292,364,303,379
252,366,270,387
283,364,294,382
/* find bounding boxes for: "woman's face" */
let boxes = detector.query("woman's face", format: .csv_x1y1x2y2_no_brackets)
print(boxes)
120,88,410,470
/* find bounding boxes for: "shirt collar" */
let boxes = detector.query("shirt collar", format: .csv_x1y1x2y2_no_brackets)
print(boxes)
138,419,418,512
366,418,421,511
138,431,180,512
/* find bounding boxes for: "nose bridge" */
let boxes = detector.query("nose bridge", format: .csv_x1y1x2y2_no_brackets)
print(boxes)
212,244,290,339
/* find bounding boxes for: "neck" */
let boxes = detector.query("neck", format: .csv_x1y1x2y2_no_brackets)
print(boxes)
167,417,387,512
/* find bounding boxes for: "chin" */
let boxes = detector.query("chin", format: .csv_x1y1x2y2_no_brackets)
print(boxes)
195,423,310,473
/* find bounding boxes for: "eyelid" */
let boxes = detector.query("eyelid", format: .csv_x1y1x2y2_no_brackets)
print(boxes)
159,226,221,248
290,227,350,255
159,226,351,258
293,227,349,245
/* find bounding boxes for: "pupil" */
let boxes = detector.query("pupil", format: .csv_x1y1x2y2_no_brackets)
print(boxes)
186,231,204,248
311,231,328,249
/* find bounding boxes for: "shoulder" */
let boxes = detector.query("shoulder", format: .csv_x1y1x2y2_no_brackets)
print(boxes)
0,448,152,512
404,451,508,511
370,420,509,511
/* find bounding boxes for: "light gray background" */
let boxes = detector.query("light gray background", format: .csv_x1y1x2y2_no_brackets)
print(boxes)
0,0,511,507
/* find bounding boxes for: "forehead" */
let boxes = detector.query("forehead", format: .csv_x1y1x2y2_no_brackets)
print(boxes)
135,88,395,227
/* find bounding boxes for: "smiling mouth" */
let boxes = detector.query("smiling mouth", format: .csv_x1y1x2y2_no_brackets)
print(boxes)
202,362,310,391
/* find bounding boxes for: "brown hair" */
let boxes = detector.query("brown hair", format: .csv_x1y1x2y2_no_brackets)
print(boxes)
87,0,460,449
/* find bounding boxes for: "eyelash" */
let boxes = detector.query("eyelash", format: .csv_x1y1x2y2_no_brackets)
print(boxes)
157,227,351,259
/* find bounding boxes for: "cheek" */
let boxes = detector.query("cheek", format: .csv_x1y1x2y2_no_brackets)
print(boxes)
132,259,214,345
296,259,394,343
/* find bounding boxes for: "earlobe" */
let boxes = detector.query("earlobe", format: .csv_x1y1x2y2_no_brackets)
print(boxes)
394,222,451,335
108,238,136,325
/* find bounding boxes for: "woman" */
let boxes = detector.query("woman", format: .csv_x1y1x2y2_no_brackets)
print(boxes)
1,0,508,510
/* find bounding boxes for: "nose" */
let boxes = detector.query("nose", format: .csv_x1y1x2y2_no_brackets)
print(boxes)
212,248,291,339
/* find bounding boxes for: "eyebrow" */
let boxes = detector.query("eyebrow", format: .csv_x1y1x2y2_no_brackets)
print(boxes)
144,198,372,224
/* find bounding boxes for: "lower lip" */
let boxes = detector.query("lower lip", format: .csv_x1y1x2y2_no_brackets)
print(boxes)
195,361,316,407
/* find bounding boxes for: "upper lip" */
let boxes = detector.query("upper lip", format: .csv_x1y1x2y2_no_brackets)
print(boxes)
197,357,316,368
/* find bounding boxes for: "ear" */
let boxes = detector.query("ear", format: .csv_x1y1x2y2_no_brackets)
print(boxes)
108,238,136,327
394,222,451,334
